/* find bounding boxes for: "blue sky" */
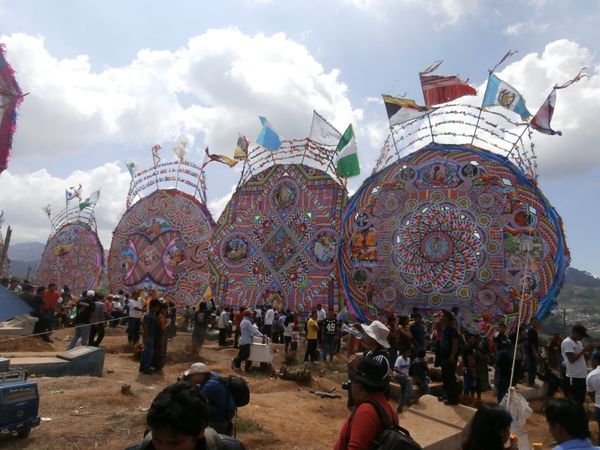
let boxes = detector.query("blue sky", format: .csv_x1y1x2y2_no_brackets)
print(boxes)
0,0,599,276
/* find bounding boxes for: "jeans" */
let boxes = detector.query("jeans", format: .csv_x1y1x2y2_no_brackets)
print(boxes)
463,370,476,396
563,377,587,405
527,354,537,385
304,339,318,362
441,360,459,403
218,328,227,346
395,375,413,411
322,335,336,361
140,340,155,372
415,376,430,395
89,323,105,347
496,373,510,403
284,336,292,352
67,324,91,350
128,317,141,344
234,344,252,372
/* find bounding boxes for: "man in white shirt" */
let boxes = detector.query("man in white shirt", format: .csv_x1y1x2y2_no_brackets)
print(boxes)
217,308,230,347
587,353,600,445
263,306,274,338
561,324,589,405
393,347,413,413
127,291,145,345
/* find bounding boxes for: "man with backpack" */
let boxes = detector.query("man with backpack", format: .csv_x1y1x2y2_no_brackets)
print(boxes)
181,362,237,435
334,358,422,450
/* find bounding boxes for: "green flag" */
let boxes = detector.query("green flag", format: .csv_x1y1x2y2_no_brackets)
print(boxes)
335,124,360,178
79,189,100,211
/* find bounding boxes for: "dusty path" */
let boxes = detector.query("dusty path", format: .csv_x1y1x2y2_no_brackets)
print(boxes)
0,325,595,449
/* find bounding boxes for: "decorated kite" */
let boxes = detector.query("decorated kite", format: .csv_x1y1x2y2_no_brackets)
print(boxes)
37,188,104,295
108,144,214,307
339,59,575,334
0,44,24,174
209,122,348,312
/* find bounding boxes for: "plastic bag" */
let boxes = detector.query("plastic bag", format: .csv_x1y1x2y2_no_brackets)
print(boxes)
500,387,532,450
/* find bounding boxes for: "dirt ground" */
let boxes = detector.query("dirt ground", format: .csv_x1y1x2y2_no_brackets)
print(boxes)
0,326,596,450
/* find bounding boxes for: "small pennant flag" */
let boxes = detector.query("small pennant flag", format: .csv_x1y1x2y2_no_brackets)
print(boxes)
234,135,249,160
151,144,162,166
125,161,137,177
335,124,360,178
172,140,188,162
382,95,432,127
256,116,281,151
69,183,82,201
530,89,561,136
419,61,477,107
203,147,238,168
309,111,342,146
42,205,51,218
65,190,75,202
482,74,531,121
79,189,100,211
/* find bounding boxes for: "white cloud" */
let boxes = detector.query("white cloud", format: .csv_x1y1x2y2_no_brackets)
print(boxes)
207,184,237,222
0,163,130,248
503,20,550,36
2,29,358,162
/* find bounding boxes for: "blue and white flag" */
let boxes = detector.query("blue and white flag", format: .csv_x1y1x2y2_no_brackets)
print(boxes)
482,74,531,121
256,116,281,151
65,189,75,202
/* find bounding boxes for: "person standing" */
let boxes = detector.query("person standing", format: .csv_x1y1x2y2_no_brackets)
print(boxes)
233,307,245,348
263,305,274,338
152,302,169,373
167,301,177,340
525,318,541,386
67,290,95,350
217,307,230,346
304,310,319,364
587,353,600,446
42,283,61,337
192,302,211,355
139,299,160,374
127,291,144,345
233,310,262,372
283,314,294,353
409,313,426,353
89,293,106,347
439,310,460,405
321,308,339,363
561,324,590,405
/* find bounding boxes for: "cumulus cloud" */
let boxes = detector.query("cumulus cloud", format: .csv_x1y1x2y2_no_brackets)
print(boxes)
2,29,358,162
503,20,551,36
0,163,130,247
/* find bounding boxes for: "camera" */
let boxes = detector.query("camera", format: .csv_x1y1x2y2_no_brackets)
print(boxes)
341,380,352,391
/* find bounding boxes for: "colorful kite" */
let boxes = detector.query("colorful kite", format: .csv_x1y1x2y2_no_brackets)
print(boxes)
0,44,24,174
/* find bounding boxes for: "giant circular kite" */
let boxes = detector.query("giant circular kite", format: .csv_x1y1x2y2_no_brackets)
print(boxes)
108,189,214,307
210,163,347,311
37,222,104,295
338,143,569,332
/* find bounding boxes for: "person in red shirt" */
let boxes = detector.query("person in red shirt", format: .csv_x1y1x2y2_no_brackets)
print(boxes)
41,283,62,340
334,358,398,450
233,306,245,348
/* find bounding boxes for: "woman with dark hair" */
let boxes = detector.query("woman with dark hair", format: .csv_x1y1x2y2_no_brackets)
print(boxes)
463,403,517,450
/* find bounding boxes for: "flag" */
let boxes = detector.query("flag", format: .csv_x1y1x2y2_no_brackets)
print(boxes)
79,190,100,211
420,74,477,106
172,140,187,162
69,183,82,201
309,111,342,146
203,147,238,168
482,74,531,121
530,89,561,136
151,144,162,166
234,135,249,160
42,205,51,218
335,124,360,178
65,190,75,202
491,49,518,74
382,95,431,127
256,116,281,151
125,161,137,177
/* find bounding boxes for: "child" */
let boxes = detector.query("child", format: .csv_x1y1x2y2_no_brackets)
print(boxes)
410,349,430,396
462,333,478,403
393,347,413,413
291,325,300,352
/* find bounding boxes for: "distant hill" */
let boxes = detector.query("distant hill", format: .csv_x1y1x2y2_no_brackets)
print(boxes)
8,242,45,262
564,267,600,288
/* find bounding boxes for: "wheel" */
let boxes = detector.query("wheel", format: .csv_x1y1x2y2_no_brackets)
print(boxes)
17,428,31,438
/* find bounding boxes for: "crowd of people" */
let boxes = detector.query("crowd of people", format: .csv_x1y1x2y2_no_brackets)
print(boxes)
5,275,600,449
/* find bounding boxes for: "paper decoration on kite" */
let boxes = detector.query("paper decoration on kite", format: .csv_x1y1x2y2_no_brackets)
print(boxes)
0,44,25,175
341,98,569,335
210,137,347,311
37,189,104,295
109,147,214,307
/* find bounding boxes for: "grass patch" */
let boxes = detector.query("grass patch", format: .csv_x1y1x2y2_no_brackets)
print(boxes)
235,416,268,434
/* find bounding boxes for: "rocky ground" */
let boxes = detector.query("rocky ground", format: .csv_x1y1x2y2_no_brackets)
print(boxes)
0,325,595,449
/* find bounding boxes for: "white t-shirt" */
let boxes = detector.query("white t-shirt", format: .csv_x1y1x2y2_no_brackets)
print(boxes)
128,298,144,319
284,322,294,337
561,336,587,378
218,310,229,329
317,308,327,321
586,367,600,408
394,355,411,378
264,308,275,325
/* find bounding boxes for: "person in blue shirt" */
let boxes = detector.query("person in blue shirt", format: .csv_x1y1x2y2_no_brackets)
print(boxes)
546,397,600,450
233,310,263,372
182,363,236,435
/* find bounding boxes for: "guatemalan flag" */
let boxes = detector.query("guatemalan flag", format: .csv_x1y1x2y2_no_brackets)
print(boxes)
256,116,282,151
482,74,531,121
531,89,562,136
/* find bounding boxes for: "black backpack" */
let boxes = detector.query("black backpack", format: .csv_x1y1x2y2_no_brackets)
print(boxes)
346,400,422,450
219,375,250,407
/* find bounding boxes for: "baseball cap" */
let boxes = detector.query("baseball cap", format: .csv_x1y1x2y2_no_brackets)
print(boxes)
183,362,209,377
86,290,96,297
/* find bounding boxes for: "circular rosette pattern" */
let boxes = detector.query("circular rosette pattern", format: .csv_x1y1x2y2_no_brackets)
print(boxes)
392,202,486,294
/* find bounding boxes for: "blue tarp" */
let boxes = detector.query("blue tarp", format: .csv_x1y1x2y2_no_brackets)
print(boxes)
0,285,32,322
